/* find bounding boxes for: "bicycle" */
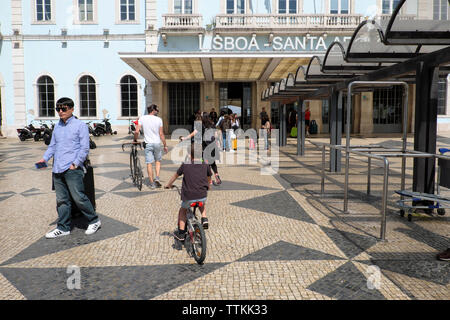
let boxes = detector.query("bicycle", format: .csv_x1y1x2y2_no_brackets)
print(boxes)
122,141,144,191
166,185,207,265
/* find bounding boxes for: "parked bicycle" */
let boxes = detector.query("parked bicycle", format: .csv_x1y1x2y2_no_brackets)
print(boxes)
165,185,207,265
122,141,144,191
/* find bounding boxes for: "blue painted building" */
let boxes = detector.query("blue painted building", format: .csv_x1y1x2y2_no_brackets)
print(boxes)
0,0,448,136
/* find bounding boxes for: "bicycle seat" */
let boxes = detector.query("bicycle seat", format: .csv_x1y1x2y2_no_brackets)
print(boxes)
190,202,204,208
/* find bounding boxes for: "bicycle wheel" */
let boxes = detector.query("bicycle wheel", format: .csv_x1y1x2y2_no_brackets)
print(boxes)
129,152,135,183
135,157,143,191
190,222,207,264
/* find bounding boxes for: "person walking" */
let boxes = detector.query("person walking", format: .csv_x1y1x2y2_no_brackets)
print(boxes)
260,107,268,127
220,114,232,152
37,97,101,239
134,104,168,189
181,114,222,186
261,115,272,150
305,106,311,137
209,108,218,125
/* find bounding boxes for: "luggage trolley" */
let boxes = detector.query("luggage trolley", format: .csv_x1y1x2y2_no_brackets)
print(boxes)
395,148,450,221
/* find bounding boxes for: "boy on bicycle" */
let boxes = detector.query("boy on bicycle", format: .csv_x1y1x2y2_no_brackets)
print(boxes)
165,143,212,241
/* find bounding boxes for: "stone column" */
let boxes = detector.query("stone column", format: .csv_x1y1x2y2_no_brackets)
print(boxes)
203,81,216,113
359,92,373,134
11,0,26,128
150,81,167,133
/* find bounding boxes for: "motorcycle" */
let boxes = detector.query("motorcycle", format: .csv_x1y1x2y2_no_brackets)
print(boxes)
94,118,117,136
33,121,48,142
86,121,97,149
87,121,98,136
17,121,38,141
43,121,55,145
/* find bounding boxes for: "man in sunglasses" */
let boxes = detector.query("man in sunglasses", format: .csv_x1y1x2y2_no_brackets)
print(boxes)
37,97,101,238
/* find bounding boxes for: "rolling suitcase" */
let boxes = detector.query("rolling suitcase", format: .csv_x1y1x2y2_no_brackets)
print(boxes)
309,120,318,134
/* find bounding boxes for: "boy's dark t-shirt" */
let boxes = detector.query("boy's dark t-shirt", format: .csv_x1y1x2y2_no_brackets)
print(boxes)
177,163,212,201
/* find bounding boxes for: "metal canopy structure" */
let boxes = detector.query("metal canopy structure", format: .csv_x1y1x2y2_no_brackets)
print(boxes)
119,52,313,82
262,7,450,196
383,0,450,45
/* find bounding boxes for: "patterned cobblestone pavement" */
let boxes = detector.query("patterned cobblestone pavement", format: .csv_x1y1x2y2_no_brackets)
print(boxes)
0,133,448,300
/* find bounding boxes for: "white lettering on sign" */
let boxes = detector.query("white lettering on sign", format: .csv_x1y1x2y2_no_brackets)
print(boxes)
211,35,349,51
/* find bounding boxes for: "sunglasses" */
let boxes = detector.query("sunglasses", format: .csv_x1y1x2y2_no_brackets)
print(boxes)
55,106,69,112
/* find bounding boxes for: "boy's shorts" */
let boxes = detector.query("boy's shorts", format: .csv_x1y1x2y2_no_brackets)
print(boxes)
181,197,207,209
145,143,162,164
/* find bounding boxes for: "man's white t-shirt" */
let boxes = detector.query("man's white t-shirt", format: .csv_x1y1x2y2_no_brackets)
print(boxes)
139,115,163,144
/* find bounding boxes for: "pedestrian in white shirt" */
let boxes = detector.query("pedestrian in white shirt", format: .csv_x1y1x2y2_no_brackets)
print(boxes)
134,104,168,189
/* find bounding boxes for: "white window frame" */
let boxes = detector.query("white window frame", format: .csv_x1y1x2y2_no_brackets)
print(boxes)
76,73,99,120
433,0,449,20
31,0,56,24
382,0,401,14
73,0,98,25
329,0,349,14
226,0,246,14
277,0,298,14
116,0,141,24
117,73,142,120
34,73,59,120
173,0,194,14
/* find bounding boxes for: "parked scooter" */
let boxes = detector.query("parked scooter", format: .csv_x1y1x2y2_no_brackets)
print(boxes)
43,121,55,145
17,121,38,141
33,121,48,142
94,118,117,136
87,121,98,136
86,121,97,149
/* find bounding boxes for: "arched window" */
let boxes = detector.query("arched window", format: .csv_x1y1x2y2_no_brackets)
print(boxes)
120,75,138,117
79,75,97,117
37,76,55,117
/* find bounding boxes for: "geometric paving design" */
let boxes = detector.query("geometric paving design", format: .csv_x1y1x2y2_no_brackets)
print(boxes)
238,241,345,262
0,263,228,300
307,261,386,300
0,214,138,266
210,180,280,191
1,135,449,300
320,227,378,260
371,260,450,286
230,191,316,224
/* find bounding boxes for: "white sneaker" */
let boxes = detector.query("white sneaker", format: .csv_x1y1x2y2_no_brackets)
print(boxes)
45,228,70,239
85,220,101,235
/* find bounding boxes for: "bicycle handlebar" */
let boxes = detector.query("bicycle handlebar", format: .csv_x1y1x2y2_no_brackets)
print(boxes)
165,185,181,196
122,141,143,152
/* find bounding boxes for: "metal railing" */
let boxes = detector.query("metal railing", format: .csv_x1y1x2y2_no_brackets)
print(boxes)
215,14,364,29
161,14,203,29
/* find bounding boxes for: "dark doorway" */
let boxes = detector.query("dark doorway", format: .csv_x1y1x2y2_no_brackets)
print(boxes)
168,82,200,132
219,82,252,130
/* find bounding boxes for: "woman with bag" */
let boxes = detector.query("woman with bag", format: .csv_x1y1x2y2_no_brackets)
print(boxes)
230,114,239,151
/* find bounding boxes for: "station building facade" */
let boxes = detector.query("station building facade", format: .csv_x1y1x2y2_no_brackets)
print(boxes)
0,0,449,136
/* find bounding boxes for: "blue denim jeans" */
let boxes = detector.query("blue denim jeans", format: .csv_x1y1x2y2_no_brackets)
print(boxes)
222,131,229,150
53,168,99,232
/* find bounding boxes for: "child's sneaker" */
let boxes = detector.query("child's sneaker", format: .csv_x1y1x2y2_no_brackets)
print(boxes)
201,217,209,229
173,229,186,241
